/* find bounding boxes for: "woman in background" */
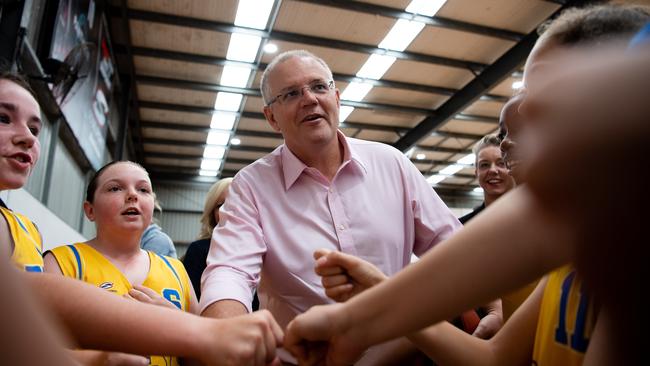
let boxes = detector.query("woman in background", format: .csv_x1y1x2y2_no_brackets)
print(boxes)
183,177,232,299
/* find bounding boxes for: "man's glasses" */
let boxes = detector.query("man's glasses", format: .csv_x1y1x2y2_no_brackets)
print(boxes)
267,80,334,106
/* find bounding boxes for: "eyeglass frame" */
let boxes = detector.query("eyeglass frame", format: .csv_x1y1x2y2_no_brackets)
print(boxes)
266,80,335,106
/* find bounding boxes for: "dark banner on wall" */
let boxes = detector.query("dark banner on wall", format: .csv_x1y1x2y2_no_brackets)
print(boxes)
49,0,115,170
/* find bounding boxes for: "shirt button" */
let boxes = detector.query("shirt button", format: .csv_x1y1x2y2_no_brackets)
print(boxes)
339,224,345,230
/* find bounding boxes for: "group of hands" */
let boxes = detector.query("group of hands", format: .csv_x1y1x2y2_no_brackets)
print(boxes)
192,249,500,366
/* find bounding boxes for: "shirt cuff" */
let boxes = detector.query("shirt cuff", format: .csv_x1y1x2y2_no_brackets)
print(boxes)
199,270,254,314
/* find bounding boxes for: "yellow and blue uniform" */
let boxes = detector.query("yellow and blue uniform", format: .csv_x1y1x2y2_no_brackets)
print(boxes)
0,205,43,272
533,265,597,366
48,243,191,366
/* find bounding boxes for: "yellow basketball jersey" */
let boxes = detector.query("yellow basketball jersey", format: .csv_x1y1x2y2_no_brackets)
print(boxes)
48,243,191,366
1,206,43,272
533,265,596,366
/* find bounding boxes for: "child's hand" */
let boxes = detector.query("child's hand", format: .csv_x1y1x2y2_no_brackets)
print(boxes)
314,249,387,302
198,310,284,366
125,285,179,311
285,303,365,366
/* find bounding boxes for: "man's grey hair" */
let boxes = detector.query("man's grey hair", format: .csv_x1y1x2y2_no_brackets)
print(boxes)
472,134,502,165
260,50,334,105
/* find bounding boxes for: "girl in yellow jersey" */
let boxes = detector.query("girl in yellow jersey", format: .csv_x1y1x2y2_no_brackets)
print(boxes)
0,72,44,272
44,160,198,366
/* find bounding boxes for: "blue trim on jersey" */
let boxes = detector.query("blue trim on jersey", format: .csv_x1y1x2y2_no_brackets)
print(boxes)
14,213,29,234
13,213,42,255
157,253,184,295
67,245,83,280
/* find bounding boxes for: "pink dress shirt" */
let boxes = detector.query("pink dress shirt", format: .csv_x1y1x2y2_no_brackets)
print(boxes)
200,132,461,361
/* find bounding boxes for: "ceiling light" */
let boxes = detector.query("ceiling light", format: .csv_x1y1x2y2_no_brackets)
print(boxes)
416,153,426,160
340,82,373,102
220,65,252,88
512,80,524,90
234,0,274,29
439,164,464,176
210,112,237,130
456,153,475,165
427,174,447,184
226,33,261,62
214,92,243,111
199,170,218,177
200,159,222,171
339,106,355,122
356,54,396,80
230,138,241,145
207,130,231,146
406,0,447,16
473,187,484,193
263,43,278,53
203,146,226,160
378,19,425,52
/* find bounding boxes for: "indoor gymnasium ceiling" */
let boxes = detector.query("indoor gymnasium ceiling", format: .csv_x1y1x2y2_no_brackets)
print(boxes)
108,0,588,193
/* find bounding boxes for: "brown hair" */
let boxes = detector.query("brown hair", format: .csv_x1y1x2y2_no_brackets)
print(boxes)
0,70,38,100
85,161,149,203
538,4,650,46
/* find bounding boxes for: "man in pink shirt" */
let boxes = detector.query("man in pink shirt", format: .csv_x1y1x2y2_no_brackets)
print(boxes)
200,50,461,363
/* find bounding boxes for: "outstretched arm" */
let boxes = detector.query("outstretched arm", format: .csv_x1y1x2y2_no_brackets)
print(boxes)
25,272,283,366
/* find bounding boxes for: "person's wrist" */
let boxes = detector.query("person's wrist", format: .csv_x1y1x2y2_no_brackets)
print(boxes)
185,315,217,361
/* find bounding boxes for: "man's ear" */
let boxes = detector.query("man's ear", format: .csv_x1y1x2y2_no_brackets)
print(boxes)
83,201,96,222
263,105,281,132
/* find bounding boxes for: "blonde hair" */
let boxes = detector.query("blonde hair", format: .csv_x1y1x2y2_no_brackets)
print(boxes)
198,178,233,240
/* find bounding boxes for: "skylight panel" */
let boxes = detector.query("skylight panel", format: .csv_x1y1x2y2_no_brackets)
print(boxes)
210,111,237,130
226,33,262,62
234,0,274,29
214,92,243,112
406,0,447,16
220,65,252,88
378,19,425,52
206,130,231,146
356,54,396,80
339,106,355,122
340,82,373,102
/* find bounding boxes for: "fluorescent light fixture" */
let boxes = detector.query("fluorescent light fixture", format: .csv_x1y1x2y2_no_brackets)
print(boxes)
473,187,484,193
512,80,524,90
406,0,447,16
200,159,222,171
210,112,237,130
230,138,241,145
340,82,373,102
226,33,261,62
220,65,252,88
206,130,231,146
339,106,355,122
234,0,274,29
457,153,475,165
214,92,243,111
378,19,425,51
427,174,447,184
199,170,218,177
439,164,464,176
356,54,396,80
263,43,278,53
416,153,426,160
203,146,226,159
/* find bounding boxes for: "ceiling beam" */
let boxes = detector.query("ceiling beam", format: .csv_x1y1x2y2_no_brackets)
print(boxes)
140,119,483,141
138,97,436,117
112,7,486,72
392,0,592,151
393,32,534,151
294,0,525,42
117,45,507,101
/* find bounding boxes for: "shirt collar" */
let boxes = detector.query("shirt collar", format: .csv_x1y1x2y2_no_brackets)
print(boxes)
281,130,368,190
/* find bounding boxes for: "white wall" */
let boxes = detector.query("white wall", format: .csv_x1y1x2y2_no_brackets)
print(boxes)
1,188,86,251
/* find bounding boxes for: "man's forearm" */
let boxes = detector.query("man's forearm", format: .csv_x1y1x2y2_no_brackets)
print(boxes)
201,299,249,318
